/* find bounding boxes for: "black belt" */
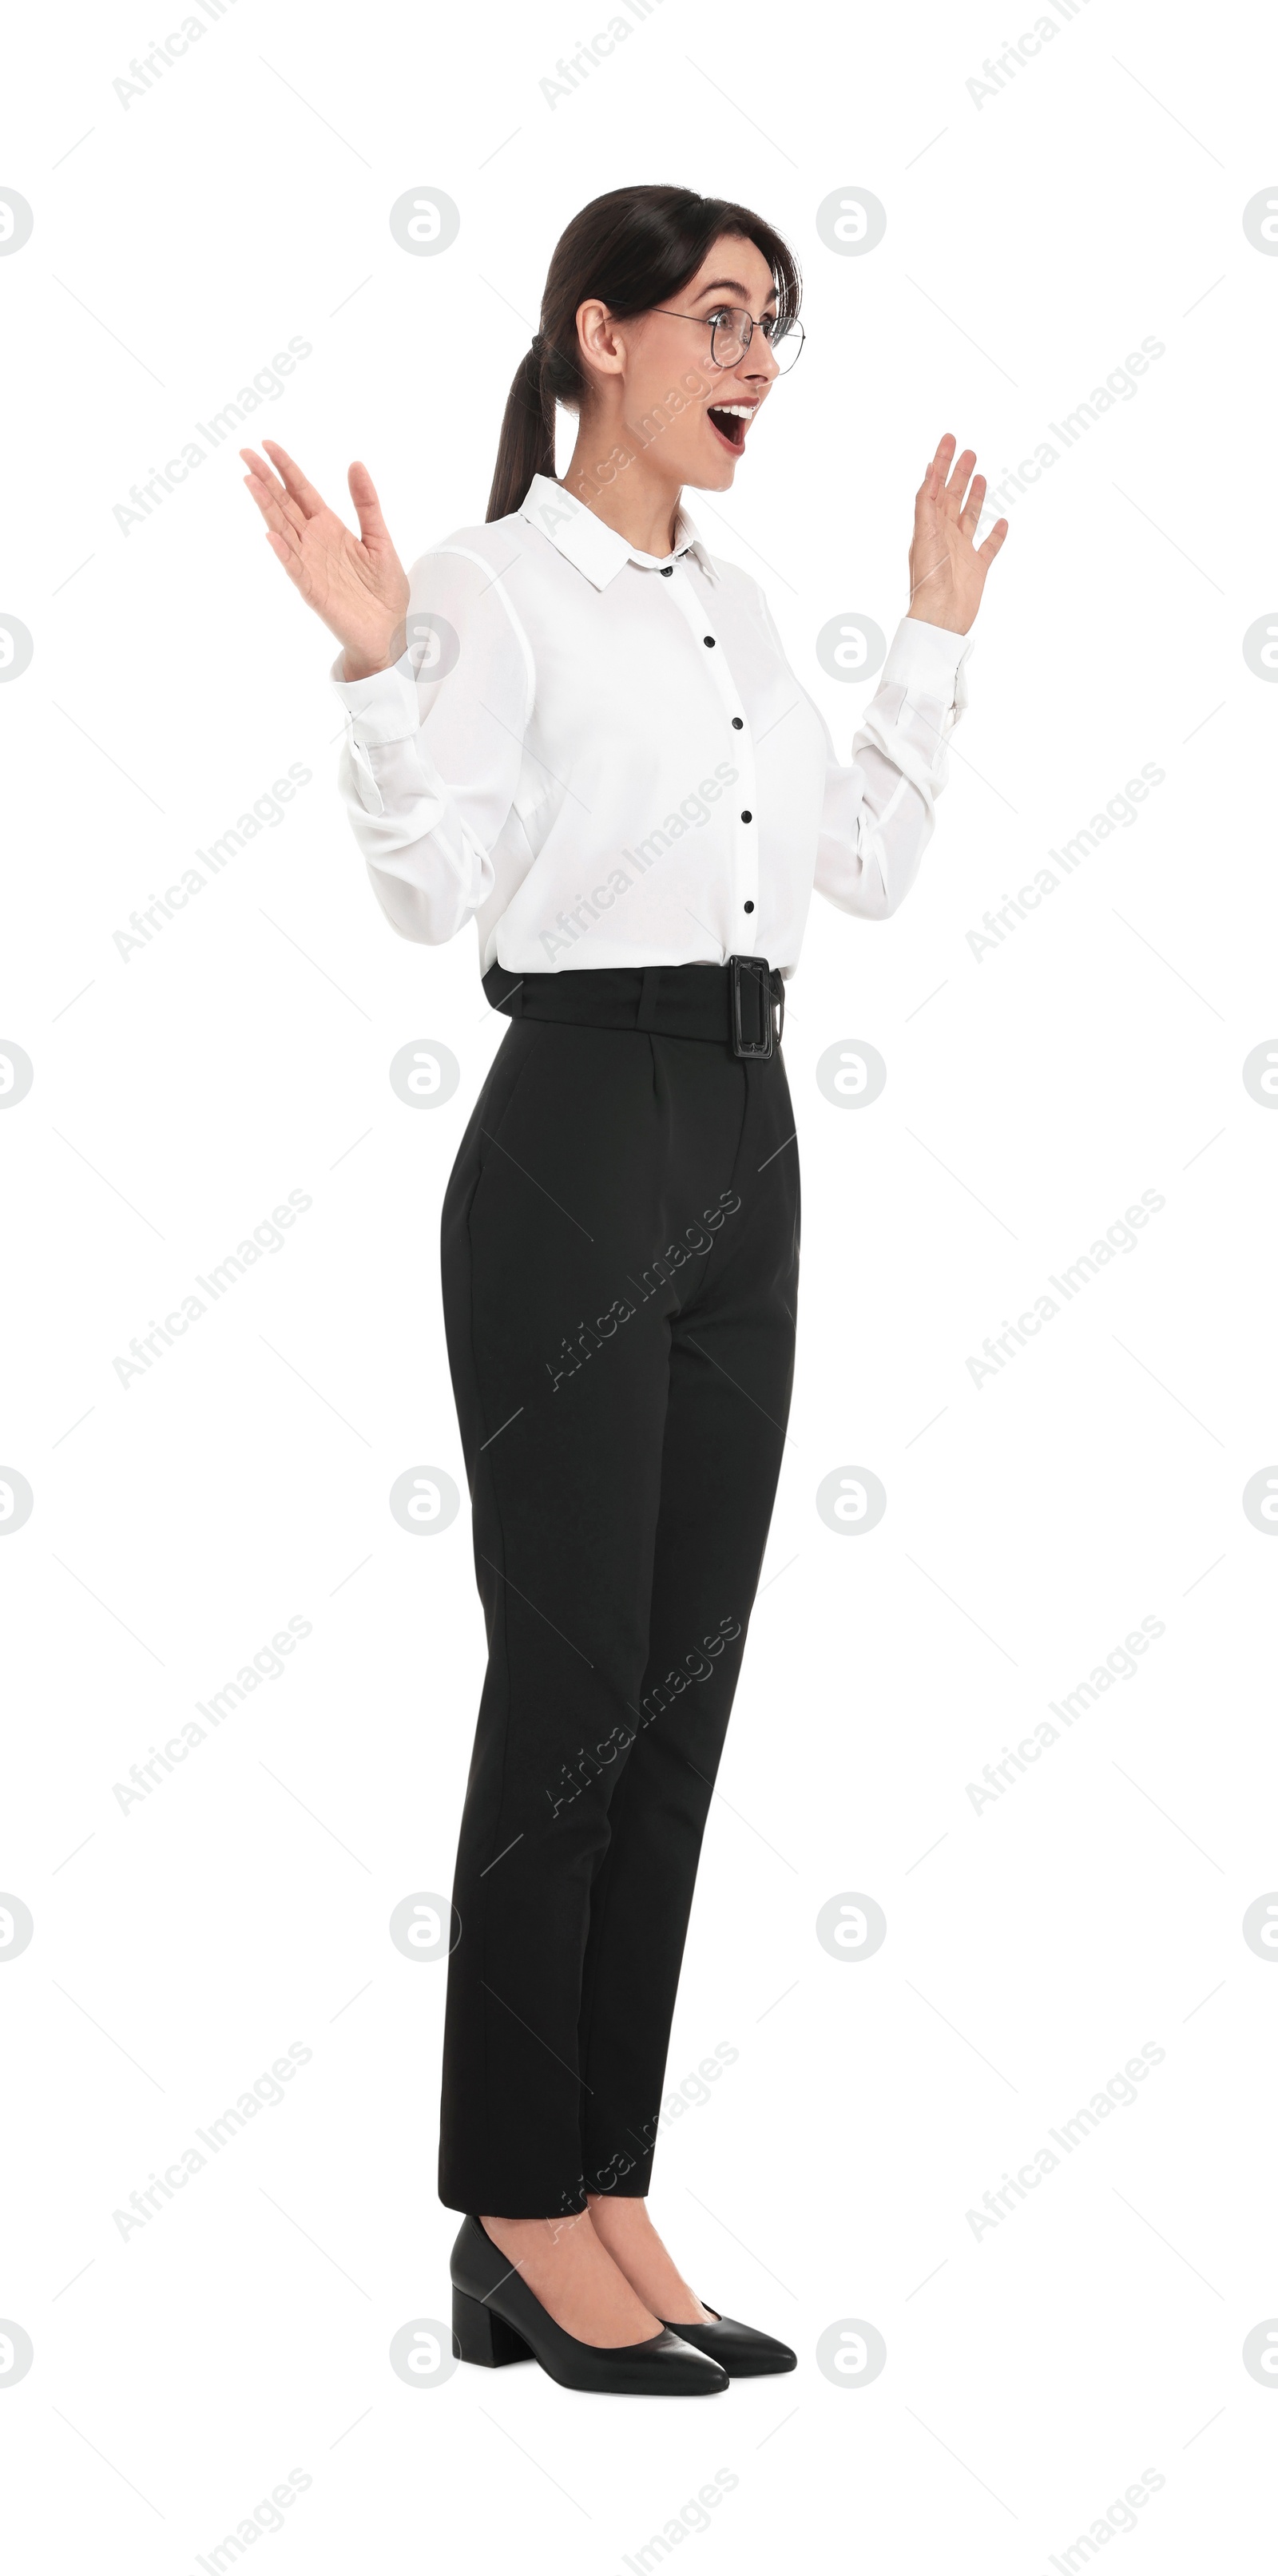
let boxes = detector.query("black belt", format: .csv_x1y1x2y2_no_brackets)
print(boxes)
482,957,786,1060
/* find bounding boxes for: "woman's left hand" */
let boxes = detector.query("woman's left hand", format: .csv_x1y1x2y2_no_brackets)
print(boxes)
907,434,1007,635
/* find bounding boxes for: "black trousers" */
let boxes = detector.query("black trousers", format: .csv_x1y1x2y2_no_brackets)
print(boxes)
437,966,800,2216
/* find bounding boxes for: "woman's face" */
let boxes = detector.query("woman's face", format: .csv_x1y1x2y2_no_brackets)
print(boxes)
577,231,785,495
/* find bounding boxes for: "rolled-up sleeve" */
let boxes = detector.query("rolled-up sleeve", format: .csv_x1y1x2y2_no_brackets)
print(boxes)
330,545,533,945
813,615,974,920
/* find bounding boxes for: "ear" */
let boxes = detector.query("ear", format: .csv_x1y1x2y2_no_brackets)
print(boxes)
575,298,628,382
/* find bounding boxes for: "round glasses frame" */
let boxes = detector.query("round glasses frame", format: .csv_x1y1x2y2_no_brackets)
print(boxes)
652,304,806,376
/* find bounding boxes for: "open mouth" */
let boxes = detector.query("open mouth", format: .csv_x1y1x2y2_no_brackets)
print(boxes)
706,402,756,454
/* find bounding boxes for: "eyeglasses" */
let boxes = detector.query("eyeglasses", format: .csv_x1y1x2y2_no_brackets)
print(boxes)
653,303,806,376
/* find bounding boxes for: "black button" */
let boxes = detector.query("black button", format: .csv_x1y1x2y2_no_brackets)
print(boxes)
732,716,743,729
741,810,752,823
661,565,673,577
744,901,755,914
703,636,716,648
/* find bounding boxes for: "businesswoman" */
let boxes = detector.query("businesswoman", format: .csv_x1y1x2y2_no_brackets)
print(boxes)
241,184,1005,2396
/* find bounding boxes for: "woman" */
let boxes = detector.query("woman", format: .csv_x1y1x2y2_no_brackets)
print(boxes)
241,184,1005,2397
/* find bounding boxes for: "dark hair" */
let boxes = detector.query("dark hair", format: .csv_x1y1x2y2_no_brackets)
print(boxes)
485,184,801,523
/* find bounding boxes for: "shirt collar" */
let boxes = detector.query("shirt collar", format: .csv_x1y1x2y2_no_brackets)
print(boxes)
518,473,718,589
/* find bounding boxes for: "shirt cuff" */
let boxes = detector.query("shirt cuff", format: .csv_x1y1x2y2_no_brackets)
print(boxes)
328,649,421,748
883,616,974,711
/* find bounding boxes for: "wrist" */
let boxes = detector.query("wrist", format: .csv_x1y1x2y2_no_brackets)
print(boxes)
905,606,970,635
341,619,406,684
342,648,394,683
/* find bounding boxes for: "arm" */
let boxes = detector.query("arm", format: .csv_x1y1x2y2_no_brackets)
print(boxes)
331,548,532,945
800,430,1005,918
238,440,530,945
812,615,973,920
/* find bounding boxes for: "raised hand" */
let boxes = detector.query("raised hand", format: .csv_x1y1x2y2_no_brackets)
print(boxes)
907,434,1007,636
240,439,411,681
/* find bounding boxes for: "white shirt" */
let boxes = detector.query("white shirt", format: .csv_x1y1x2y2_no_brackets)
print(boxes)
330,471,974,979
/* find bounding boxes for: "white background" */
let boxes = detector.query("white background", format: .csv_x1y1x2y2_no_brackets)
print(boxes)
2,0,1277,2566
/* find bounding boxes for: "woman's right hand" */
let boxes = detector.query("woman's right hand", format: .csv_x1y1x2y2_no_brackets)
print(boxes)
240,439,411,682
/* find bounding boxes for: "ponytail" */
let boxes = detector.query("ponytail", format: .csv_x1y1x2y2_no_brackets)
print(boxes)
484,184,800,525
486,342,558,525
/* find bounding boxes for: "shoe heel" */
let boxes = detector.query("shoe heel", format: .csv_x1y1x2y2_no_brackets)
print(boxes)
452,2286,534,2368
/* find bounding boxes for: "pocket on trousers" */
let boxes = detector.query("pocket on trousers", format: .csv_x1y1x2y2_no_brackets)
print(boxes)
445,1023,534,1211
470,1024,545,1187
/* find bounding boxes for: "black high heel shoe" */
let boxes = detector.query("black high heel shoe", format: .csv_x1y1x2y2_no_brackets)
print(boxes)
657,2305,797,2377
450,2216,729,2396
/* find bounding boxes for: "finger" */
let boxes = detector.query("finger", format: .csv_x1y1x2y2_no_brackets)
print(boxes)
919,444,950,500
976,517,1009,563
347,460,390,547
241,468,305,548
943,446,978,510
260,438,327,519
257,505,302,567
263,527,309,590
239,446,294,513
239,446,306,532
959,473,986,537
